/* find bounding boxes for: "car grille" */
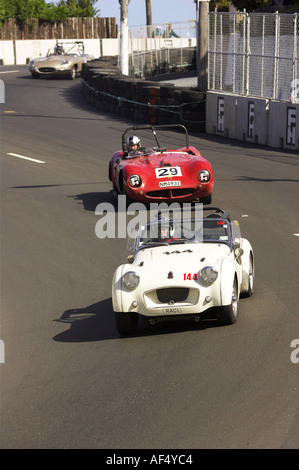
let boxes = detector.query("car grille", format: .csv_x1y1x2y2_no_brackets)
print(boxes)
157,288,189,303
143,287,199,308
146,188,196,199
38,67,56,73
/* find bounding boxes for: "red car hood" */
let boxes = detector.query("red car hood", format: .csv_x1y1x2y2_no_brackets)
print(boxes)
122,151,210,168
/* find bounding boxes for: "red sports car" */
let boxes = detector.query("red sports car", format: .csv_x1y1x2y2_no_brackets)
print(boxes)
108,124,214,204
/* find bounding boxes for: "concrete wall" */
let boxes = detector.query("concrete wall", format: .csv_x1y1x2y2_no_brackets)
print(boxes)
0,38,119,65
206,93,237,138
0,38,195,66
268,102,299,150
206,91,299,151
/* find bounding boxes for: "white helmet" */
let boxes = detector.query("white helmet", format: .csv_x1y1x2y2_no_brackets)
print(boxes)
126,135,141,150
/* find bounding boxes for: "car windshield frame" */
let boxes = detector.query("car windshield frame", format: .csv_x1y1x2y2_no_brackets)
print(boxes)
46,42,85,58
132,218,232,252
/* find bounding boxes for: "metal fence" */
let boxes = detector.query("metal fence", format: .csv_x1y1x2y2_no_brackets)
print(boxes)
208,12,299,102
127,21,197,77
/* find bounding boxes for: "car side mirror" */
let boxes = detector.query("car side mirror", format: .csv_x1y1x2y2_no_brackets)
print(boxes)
127,255,134,264
234,247,244,262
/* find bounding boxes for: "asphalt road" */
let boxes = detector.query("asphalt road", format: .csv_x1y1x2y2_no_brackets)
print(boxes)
0,66,298,450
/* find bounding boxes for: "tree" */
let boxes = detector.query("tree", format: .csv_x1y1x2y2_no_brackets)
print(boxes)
56,0,99,17
230,0,272,11
0,0,100,25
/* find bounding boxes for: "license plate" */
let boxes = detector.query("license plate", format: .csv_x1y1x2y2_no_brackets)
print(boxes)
163,307,182,314
159,180,181,188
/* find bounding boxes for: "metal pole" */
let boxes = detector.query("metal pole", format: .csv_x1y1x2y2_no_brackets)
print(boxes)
197,1,209,92
120,0,129,75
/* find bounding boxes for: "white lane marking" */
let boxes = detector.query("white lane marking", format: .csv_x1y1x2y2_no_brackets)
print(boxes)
0,70,20,74
7,153,45,164
294,234,299,237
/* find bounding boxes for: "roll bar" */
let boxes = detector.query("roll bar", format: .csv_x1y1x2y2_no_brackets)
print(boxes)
121,124,189,152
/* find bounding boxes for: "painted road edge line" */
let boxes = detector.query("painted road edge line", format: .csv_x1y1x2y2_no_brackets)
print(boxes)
7,153,45,164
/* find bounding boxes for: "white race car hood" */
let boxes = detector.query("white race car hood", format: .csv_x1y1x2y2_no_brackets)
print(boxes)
132,242,231,275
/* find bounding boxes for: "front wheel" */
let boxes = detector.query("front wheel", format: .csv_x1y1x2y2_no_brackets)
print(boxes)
242,255,254,298
119,174,133,207
115,312,138,336
217,280,238,325
200,193,212,205
69,67,76,80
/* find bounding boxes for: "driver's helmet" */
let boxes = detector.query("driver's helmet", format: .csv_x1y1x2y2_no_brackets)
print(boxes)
55,45,64,55
126,135,141,151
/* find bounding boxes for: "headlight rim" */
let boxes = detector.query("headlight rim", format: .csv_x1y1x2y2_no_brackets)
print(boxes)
198,169,211,183
122,271,140,290
128,174,142,188
199,265,218,285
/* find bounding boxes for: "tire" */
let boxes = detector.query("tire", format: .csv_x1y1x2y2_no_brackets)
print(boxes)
200,193,212,205
115,312,138,336
217,280,238,325
69,67,76,80
31,72,40,79
242,254,254,298
119,173,133,207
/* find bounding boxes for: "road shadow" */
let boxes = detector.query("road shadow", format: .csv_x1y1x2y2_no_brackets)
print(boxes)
71,190,152,213
53,298,118,342
70,190,117,212
53,297,214,343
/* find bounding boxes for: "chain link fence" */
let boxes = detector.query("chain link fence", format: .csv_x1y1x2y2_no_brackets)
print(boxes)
127,21,197,78
208,12,299,102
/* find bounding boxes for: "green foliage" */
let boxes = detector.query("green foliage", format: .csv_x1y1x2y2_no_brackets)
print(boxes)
209,0,276,12
230,0,272,12
209,1,230,12
0,0,100,25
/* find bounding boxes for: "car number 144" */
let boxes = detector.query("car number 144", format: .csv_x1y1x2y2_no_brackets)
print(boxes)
155,167,182,178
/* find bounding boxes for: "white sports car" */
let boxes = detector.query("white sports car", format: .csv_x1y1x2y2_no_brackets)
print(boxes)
112,207,254,335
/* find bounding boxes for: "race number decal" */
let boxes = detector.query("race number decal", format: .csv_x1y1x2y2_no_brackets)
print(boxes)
155,167,182,178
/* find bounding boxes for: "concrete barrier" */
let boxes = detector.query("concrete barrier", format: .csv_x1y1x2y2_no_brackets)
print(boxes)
268,101,299,150
206,92,237,138
206,91,299,150
0,38,194,66
0,41,15,65
236,96,269,146
0,38,118,65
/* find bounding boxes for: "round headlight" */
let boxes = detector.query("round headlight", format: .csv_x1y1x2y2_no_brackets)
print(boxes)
128,174,142,188
123,271,140,289
198,170,210,182
199,266,218,285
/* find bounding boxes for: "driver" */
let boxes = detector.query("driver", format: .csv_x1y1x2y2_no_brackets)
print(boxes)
54,45,64,55
156,223,176,242
125,136,147,157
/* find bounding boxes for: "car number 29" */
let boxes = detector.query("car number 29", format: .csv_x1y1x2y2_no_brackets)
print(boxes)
155,167,182,178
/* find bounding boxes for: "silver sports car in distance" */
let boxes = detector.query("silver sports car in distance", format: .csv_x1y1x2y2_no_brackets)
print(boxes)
28,41,94,80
